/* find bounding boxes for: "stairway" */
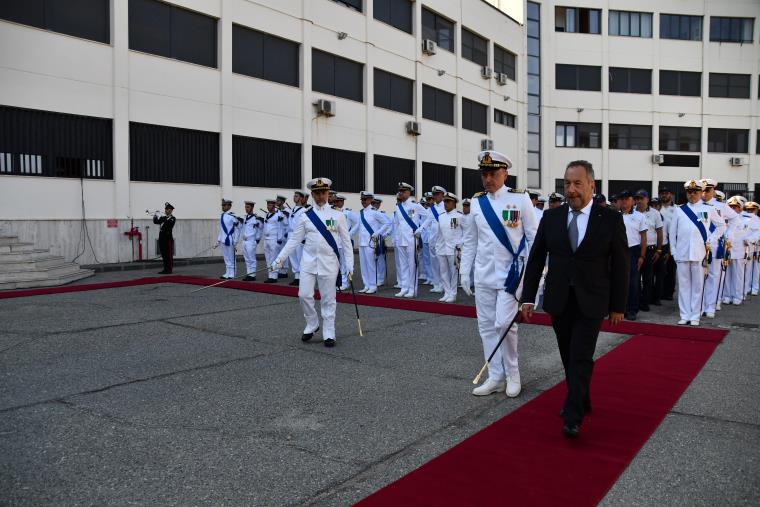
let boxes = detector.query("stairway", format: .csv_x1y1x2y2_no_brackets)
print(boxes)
0,236,94,290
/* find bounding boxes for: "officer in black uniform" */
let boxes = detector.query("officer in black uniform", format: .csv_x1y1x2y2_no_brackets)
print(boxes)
153,202,176,274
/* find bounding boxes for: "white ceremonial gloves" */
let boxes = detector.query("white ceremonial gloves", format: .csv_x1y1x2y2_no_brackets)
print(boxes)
270,259,284,271
461,274,473,296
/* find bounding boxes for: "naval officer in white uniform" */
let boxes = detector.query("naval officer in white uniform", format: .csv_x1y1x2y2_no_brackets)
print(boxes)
460,151,539,398
273,178,353,347
218,198,240,279
393,182,427,297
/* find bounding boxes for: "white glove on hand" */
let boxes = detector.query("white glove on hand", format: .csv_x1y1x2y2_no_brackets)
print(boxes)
414,229,422,238
461,275,473,297
271,259,283,271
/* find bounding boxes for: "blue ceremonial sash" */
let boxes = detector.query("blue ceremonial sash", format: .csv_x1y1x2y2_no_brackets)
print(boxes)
477,194,526,295
305,208,340,260
360,209,374,236
221,213,235,246
397,203,418,232
679,204,707,243
431,206,440,221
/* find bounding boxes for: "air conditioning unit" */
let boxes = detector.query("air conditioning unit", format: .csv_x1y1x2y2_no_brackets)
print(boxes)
481,139,494,151
422,39,437,55
406,121,422,136
314,99,335,117
481,66,494,79
651,154,664,164
496,73,508,86
729,156,744,166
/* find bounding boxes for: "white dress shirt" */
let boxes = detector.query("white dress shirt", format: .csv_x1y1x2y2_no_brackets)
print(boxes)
566,198,593,250
623,210,647,247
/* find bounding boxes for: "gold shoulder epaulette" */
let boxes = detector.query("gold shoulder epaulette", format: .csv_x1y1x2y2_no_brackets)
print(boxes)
472,191,485,198
508,188,525,193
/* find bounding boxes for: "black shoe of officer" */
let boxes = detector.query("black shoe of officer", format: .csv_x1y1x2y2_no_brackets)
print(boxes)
640,304,650,312
278,273,288,279
324,338,335,348
264,278,277,283
158,270,171,275
289,279,300,286
301,327,319,342
243,275,255,281
562,423,580,439
625,312,637,321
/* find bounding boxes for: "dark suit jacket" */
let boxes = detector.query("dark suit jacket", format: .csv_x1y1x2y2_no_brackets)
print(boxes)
521,203,629,319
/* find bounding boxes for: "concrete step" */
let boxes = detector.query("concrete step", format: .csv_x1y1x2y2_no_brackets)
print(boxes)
0,268,94,291
10,243,35,253
0,236,20,246
0,249,57,262
0,256,67,272
0,263,85,283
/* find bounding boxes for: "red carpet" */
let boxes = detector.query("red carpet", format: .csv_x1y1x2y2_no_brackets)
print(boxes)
1,275,727,504
357,332,725,507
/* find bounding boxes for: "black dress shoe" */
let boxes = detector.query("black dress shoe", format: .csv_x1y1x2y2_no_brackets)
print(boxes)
651,300,662,306
324,338,335,348
640,305,650,312
662,296,673,301
220,276,228,280
289,279,300,286
301,327,318,342
264,278,277,283
625,312,637,321
562,423,580,439
242,276,255,281
278,273,288,279
158,270,171,274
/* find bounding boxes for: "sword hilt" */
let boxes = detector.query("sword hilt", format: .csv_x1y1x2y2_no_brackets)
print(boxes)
472,362,489,385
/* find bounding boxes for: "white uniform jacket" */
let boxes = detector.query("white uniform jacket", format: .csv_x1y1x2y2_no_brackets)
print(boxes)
460,185,539,290
392,199,427,247
357,206,391,247
705,198,737,249
342,208,360,243
262,210,286,242
217,212,241,245
725,213,750,260
436,210,464,256
669,202,725,262
241,214,263,242
276,203,353,276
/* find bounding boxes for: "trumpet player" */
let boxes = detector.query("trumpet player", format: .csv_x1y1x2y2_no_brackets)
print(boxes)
152,202,175,274
357,191,391,294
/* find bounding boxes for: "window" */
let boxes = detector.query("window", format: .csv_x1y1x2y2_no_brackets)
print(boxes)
555,64,601,91
130,122,218,184
527,2,541,189
609,11,652,38
660,14,702,41
461,28,488,66
659,126,701,152
232,25,299,87
0,106,112,179
312,49,363,102
374,154,414,195
609,124,652,150
659,70,701,97
494,45,516,80
709,73,751,99
421,7,454,52
0,0,110,44
332,0,362,12
556,123,601,148
373,0,412,34
609,181,652,199
609,67,651,94
494,109,516,128
313,146,365,192
709,17,753,43
129,0,217,68
422,162,455,193
374,68,413,114
462,98,487,134
232,136,300,189
707,129,749,153
554,7,601,34
422,84,454,125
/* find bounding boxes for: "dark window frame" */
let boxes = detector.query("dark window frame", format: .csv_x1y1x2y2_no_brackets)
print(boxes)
461,27,488,66
659,70,701,97
312,146,365,193
555,122,602,148
232,24,299,87
494,109,516,128
232,135,301,189
609,67,652,94
708,73,751,99
608,124,652,150
373,68,414,115
461,97,488,134
493,45,516,81
707,128,749,153
374,154,415,195
608,10,653,38
421,7,455,52
709,16,754,43
311,48,364,102
372,0,412,34
0,0,110,44
422,161,455,193
554,6,601,34
659,126,702,152
660,14,702,41
555,64,601,91
422,84,454,126
332,0,362,13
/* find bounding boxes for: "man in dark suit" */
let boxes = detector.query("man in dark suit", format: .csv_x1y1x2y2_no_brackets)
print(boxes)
520,161,629,438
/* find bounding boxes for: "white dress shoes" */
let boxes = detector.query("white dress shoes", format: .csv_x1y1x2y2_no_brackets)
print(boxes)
690,320,700,326
358,287,368,293
430,286,443,293
403,290,414,298
365,287,377,294
395,290,406,297
678,319,688,325
472,378,505,396
706,312,715,318
506,373,522,398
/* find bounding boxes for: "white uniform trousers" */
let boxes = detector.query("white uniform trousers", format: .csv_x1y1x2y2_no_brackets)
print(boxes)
437,254,458,299
277,239,288,275
288,244,303,280
242,239,258,275
703,258,722,313
338,247,348,287
752,257,760,294
475,287,519,383
377,249,387,285
264,239,280,280
746,256,758,295
396,244,417,293
221,244,236,278
359,246,377,290
299,271,337,340
676,261,705,321
420,241,430,281
723,260,744,304
428,242,441,287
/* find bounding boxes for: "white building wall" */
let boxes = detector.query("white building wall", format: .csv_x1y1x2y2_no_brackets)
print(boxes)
0,0,524,263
